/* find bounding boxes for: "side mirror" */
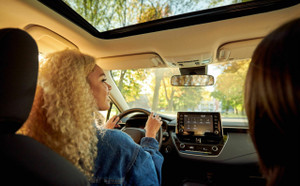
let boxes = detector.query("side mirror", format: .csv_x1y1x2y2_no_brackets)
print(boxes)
171,75,214,86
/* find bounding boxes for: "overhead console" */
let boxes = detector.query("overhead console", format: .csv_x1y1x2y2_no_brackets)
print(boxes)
173,112,226,157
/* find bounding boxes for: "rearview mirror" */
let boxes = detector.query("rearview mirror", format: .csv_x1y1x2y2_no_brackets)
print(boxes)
171,75,214,86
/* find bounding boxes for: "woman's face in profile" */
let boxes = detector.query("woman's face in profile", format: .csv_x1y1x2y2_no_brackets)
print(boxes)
88,65,112,111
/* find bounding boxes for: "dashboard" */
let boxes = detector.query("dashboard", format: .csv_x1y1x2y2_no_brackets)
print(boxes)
124,111,258,164
123,110,263,185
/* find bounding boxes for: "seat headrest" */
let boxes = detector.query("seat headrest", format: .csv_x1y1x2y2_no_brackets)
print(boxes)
0,28,38,134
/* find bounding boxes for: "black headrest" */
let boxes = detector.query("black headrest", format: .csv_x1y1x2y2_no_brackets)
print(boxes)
0,28,38,134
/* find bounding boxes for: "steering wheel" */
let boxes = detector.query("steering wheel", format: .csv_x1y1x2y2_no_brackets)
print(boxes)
118,108,162,149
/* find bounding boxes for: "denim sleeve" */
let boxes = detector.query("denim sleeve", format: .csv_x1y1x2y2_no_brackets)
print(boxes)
91,130,164,185
140,137,164,184
126,137,164,185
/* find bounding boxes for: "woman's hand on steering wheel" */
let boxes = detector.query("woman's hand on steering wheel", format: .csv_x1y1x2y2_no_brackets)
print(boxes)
115,108,163,149
145,112,163,138
104,115,121,129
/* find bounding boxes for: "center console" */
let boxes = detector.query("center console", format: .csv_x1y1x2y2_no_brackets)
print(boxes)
174,112,226,156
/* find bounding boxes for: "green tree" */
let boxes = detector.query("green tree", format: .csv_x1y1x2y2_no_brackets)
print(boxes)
211,59,250,114
63,0,252,114
137,1,171,23
63,0,140,31
111,69,149,103
151,69,164,111
63,0,203,32
149,68,204,113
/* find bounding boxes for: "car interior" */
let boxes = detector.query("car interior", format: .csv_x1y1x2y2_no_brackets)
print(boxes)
1,0,300,185
0,28,89,185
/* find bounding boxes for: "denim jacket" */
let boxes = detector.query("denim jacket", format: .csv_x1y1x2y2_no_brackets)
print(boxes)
90,129,164,185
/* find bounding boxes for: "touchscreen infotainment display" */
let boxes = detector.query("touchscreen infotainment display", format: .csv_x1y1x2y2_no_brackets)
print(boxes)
177,112,222,137
183,114,213,135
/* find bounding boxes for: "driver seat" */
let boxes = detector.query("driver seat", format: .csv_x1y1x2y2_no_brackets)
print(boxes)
0,28,89,185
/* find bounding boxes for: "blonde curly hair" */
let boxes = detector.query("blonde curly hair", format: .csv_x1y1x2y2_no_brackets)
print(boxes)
18,49,100,178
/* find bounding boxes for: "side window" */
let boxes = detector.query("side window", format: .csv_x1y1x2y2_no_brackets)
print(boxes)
99,103,120,121
109,104,120,118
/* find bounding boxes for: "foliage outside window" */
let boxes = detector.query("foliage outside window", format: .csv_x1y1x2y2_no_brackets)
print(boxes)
62,0,253,32
111,59,251,127
61,0,252,126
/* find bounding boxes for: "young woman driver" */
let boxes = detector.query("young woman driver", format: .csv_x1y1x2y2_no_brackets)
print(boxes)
18,49,164,185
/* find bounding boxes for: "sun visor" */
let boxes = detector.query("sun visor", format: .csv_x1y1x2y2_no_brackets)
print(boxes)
217,38,262,62
25,25,78,54
97,52,166,70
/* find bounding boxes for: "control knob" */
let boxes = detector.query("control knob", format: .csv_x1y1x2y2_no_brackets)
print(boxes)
179,143,185,149
214,130,219,135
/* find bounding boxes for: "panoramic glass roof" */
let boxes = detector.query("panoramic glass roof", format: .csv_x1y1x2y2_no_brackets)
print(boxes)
62,0,254,32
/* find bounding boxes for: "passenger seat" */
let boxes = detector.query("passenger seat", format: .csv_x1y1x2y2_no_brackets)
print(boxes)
0,28,89,186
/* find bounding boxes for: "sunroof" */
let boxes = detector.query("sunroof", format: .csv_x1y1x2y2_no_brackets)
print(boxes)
37,0,298,39
62,0,254,32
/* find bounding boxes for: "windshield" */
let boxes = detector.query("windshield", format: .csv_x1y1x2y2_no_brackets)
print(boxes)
111,59,250,127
